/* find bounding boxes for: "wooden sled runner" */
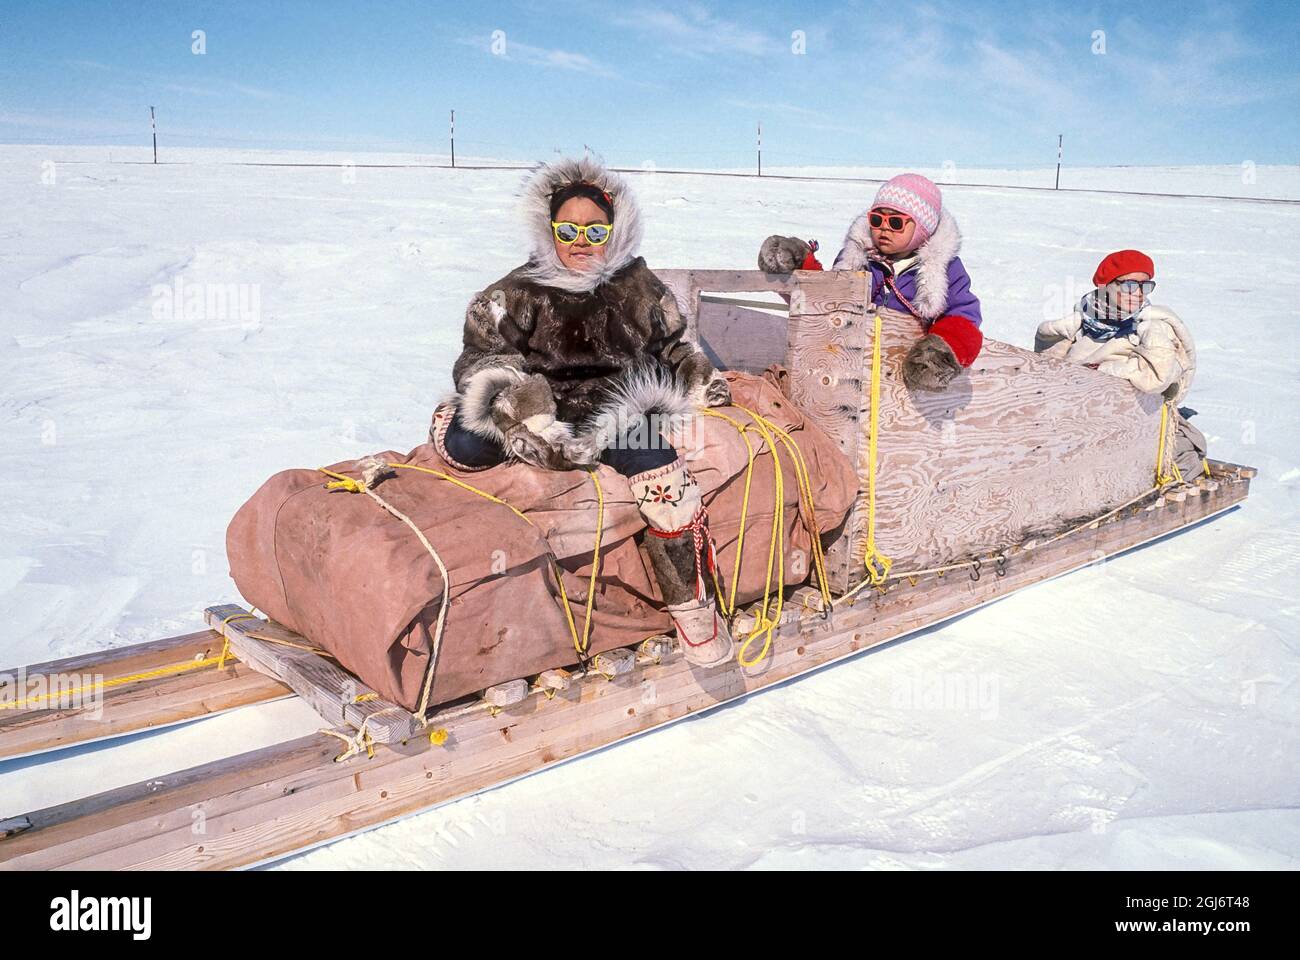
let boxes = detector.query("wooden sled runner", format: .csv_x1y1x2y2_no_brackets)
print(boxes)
0,270,1254,869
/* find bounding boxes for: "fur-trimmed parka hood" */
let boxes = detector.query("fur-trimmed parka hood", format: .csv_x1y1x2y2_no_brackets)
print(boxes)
831,207,963,319
515,156,644,294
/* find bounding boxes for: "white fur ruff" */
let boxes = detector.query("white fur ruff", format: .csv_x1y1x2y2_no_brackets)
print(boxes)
563,366,699,465
514,156,644,294
453,366,528,442
831,208,963,319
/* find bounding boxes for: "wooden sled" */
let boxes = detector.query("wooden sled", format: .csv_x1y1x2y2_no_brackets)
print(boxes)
0,270,1254,868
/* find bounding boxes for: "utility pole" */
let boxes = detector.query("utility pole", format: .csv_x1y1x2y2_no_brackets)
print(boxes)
150,106,158,164
1055,134,1062,190
757,121,762,177
450,109,455,168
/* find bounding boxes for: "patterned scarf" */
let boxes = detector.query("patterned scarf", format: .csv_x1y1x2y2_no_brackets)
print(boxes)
1078,291,1140,342
868,253,924,319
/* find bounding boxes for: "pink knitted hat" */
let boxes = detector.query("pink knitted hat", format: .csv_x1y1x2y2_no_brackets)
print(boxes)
871,173,943,249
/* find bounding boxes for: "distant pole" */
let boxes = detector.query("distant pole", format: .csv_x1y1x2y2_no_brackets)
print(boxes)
757,121,762,177
1055,134,1062,190
450,109,455,168
150,106,157,164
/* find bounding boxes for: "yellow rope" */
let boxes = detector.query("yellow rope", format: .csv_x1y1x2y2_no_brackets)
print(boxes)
724,408,785,667
215,610,257,670
697,403,834,666
861,310,893,585
737,408,833,607
1155,400,1185,488
697,408,757,615
0,652,235,711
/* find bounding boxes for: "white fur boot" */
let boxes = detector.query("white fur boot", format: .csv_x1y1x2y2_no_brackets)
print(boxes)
664,594,735,668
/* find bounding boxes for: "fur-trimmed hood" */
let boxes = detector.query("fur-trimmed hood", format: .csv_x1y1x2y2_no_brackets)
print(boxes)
515,156,645,294
831,207,963,319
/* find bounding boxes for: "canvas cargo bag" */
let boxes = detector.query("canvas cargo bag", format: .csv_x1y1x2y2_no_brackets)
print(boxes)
226,370,859,712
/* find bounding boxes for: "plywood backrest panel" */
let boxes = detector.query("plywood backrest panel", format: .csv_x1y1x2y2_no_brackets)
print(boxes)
880,320,1162,561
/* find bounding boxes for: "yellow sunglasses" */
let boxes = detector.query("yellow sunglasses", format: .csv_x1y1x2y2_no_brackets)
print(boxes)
551,221,613,245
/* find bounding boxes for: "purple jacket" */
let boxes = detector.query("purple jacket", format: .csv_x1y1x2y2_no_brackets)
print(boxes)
865,255,982,328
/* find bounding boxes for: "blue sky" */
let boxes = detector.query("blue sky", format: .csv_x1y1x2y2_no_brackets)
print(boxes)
1,0,1297,167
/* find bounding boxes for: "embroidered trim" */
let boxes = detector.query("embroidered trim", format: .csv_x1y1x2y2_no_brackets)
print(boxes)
430,402,496,473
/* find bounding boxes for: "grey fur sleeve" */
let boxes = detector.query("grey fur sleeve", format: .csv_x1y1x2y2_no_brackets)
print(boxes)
449,283,542,439
649,288,717,393
451,286,531,390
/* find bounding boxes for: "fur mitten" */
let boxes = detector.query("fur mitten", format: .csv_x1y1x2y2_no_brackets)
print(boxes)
902,334,962,391
702,373,732,407
491,374,579,470
757,235,814,273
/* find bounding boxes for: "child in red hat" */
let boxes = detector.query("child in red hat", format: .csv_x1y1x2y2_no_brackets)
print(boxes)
1036,249,1206,475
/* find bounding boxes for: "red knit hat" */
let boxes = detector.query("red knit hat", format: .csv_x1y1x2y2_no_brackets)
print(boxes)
1093,249,1155,286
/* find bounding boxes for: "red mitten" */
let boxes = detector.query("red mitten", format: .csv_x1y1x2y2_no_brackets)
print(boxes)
799,239,824,271
928,314,983,367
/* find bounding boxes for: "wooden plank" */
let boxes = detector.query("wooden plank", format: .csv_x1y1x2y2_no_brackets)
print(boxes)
696,301,789,373
699,294,790,313
784,272,874,588
1208,459,1258,479
655,269,801,298
864,313,1164,578
204,606,420,745
2,628,217,679
0,472,1249,870
655,268,803,361
0,629,291,760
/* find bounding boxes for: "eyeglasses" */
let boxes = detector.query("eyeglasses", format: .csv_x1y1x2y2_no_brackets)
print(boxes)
1109,280,1156,295
551,221,613,245
868,211,913,232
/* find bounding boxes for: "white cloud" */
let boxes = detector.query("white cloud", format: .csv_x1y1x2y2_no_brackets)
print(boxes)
605,5,783,58
459,35,620,78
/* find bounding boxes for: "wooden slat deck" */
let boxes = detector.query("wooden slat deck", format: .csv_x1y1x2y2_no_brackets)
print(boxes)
0,464,1250,870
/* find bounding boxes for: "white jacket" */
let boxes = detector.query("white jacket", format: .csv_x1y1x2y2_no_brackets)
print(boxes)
1035,302,1196,403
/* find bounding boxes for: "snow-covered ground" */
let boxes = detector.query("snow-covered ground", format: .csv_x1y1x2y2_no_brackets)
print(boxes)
1,144,1297,869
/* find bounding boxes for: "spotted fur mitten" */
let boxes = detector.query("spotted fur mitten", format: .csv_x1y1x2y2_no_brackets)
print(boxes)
902,334,962,392
757,235,814,274
491,374,580,470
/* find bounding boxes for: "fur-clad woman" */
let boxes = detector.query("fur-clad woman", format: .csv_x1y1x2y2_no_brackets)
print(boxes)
429,157,735,666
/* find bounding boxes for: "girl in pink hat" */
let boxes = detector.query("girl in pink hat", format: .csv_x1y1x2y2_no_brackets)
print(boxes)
757,172,984,391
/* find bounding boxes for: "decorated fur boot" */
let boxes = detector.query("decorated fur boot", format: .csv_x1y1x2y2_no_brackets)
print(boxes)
630,457,735,668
